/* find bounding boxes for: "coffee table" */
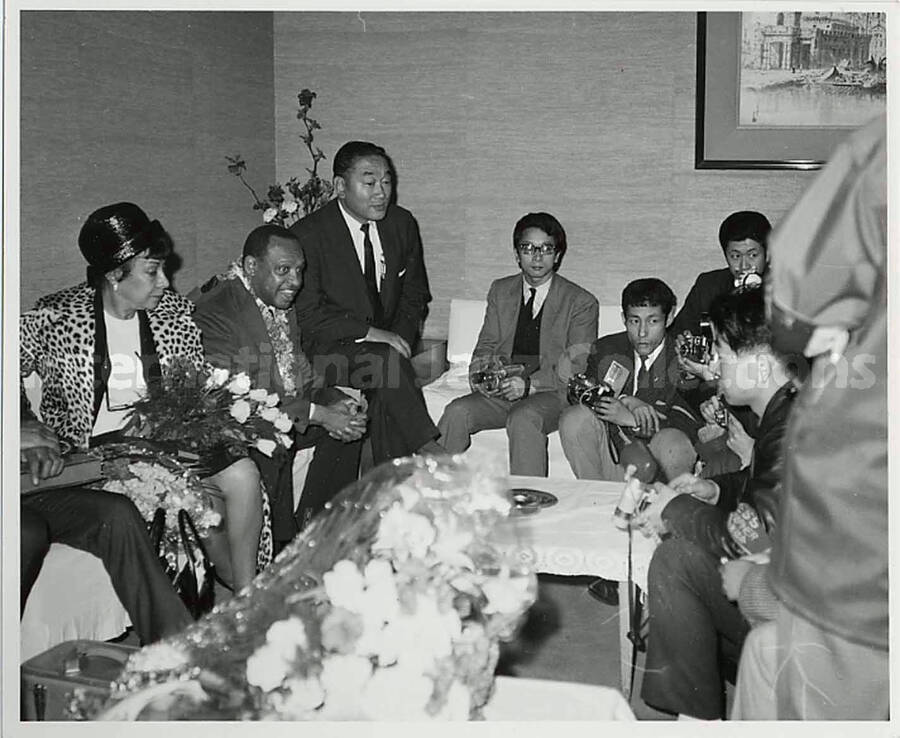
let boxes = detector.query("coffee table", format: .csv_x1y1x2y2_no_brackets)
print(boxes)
494,475,657,697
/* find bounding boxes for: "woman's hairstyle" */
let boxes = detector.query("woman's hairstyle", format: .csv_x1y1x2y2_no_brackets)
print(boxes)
717,211,772,252
621,278,676,317
78,202,172,288
512,212,568,259
708,286,772,354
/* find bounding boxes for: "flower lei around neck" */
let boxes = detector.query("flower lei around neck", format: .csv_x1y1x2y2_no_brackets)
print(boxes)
223,260,297,396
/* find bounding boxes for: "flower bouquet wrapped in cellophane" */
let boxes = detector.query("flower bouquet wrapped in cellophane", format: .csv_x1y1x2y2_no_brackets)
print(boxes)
77,455,537,721
121,357,294,466
89,439,222,567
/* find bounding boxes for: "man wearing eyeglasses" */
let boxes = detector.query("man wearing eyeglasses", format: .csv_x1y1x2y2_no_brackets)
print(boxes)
436,212,598,476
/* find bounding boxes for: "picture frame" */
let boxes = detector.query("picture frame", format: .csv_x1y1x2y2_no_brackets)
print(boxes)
695,12,880,170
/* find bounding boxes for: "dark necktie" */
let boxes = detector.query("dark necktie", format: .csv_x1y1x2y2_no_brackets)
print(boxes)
636,357,649,391
524,287,536,318
360,223,383,325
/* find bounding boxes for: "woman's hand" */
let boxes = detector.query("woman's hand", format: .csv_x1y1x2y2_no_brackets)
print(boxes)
726,414,754,469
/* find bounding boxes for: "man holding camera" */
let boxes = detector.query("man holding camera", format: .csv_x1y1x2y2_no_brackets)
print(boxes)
558,278,700,484
635,286,796,720
670,210,771,339
436,212,598,476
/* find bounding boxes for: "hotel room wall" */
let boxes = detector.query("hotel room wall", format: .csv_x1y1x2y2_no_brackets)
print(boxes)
274,11,818,339
19,11,277,309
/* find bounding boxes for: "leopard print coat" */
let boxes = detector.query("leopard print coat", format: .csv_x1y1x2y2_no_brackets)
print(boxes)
20,282,203,449
20,282,273,570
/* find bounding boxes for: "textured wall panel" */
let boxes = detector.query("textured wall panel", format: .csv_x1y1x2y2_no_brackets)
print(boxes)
274,11,816,338
19,11,276,308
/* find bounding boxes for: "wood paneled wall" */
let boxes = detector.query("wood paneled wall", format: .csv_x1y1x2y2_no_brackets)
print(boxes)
19,11,276,309
273,11,818,338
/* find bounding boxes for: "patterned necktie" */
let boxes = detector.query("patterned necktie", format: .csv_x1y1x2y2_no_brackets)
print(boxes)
524,287,536,319
360,222,383,325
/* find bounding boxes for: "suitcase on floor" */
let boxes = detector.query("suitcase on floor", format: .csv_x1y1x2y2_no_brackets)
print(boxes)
20,639,138,721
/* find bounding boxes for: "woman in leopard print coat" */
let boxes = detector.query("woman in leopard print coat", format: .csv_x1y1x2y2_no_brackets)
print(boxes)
21,203,271,599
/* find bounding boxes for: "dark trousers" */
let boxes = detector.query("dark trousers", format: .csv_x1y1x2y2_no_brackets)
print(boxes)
21,487,192,644
295,431,363,528
263,427,364,547
641,538,750,719
312,341,439,464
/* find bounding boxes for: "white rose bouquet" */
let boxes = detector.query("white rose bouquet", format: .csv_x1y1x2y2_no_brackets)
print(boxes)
84,456,537,722
122,357,293,466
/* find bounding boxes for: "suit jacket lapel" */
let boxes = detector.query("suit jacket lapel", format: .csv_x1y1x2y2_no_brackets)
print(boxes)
538,277,561,356
330,201,375,316
656,338,678,389
233,281,288,397
498,278,523,351
375,216,398,315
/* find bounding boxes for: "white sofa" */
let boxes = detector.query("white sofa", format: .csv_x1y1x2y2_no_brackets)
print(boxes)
422,299,622,479
20,377,132,660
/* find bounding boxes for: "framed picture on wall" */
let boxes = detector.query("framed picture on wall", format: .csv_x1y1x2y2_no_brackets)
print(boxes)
695,11,886,170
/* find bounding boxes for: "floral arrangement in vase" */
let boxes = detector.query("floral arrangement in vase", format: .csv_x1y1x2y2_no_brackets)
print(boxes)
226,88,333,228
77,456,537,722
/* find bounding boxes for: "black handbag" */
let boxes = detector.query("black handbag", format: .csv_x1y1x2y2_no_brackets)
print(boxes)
147,508,216,620
147,508,177,580
173,509,217,620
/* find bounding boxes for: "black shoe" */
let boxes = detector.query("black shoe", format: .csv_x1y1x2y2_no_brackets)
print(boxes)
586,577,619,606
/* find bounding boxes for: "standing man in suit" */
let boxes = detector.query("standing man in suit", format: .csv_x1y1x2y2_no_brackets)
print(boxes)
193,225,367,547
559,278,700,482
436,212,598,476
291,141,440,464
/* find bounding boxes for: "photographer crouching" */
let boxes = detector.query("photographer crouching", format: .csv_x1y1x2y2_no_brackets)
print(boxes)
635,286,796,720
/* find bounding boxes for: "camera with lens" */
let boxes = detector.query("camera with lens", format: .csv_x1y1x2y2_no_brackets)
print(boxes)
470,357,525,394
734,271,762,290
679,315,715,365
566,372,615,413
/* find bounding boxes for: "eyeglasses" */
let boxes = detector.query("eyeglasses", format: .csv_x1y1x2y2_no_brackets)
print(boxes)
516,242,557,257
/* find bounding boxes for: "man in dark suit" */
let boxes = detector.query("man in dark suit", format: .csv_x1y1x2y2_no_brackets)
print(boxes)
559,278,700,482
671,211,772,447
291,141,440,464
670,211,771,338
437,212,598,476
193,225,367,545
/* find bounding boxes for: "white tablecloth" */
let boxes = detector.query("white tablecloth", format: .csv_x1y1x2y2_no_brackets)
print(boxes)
494,476,657,590
484,676,635,721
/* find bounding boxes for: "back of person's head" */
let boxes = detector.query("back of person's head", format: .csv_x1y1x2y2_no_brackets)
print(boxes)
242,224,300,260
78,202,172,287
333,141,390,179
717,211,772,252
708,286,772,354
512,212,568,259
621,278,676,317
